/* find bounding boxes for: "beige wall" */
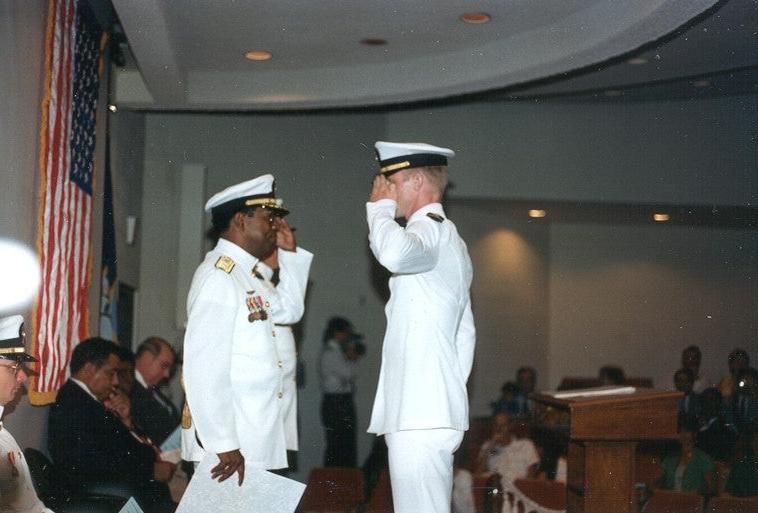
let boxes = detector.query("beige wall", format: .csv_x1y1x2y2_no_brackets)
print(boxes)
547,223,758,390
0,0,50,451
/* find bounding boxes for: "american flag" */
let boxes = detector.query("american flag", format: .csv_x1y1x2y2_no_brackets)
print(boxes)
31,0,103,404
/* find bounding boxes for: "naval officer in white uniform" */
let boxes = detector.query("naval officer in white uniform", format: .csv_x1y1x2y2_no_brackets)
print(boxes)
0,315,53,513
259,249,302,458
366,142,476,513
182,175,313,484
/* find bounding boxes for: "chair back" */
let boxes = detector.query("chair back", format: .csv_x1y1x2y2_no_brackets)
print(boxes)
513,478,566,512
472,472,502,513
645,490,703,513
23,447,61,509
364,470,393,513
708,496,758,513
297,467,365,513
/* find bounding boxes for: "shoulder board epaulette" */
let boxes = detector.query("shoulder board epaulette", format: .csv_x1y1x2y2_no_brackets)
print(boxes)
215,255,236,274
427,212,445,223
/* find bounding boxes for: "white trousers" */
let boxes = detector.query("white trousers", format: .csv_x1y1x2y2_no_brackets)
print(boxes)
385,428,464,513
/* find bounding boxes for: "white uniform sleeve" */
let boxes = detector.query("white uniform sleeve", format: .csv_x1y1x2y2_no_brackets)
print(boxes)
183,271,240,454
366,199,441,274
456,298,476,381
268,247,313,324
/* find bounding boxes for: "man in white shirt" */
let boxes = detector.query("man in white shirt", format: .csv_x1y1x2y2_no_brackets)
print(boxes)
0,315,54,513
366,141,476,513
319,317,362,467
181,174,312,485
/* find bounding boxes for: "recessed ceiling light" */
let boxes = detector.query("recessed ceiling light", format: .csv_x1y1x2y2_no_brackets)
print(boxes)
627,57,648,65
528,209,547,218
653,213,670,222
108,104,118,113
245,50,272,61
361,38,388,46
692,79,711,88
460,12,491,24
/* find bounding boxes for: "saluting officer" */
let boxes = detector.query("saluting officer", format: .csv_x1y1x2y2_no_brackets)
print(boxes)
181,174,313,485
366,142,476,513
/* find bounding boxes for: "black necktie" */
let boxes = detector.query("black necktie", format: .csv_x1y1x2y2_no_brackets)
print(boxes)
151,387,174,415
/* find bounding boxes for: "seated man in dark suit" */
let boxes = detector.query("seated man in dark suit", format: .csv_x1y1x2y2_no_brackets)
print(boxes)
132,337,179,446
48,337,176,513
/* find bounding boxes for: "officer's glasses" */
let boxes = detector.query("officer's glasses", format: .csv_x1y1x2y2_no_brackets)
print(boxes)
245,207,280,225
0,362,23,377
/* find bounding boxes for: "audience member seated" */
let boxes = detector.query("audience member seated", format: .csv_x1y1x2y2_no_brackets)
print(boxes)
490,382,524,417
491,417,540,489
515,366,537,416
115,345,137,395
724,424,758,497
658,415,715,496
674,368,700,418
696,387,737,463
453,411,539,513
598,365,626,386
719,349,752,401
733,368,758,433
682,345,713,393
48,338,176,513
474,412,512,474
132,337,179,446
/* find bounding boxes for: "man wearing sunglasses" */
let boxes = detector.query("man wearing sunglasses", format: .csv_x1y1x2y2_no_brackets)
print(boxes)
182,174,312,486
0,315,53,512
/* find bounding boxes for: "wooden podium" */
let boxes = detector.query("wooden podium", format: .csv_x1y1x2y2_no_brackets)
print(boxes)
532,388,681,513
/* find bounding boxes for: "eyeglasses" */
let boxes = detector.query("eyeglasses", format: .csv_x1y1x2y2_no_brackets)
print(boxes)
245,208,280,225
0,362,23,376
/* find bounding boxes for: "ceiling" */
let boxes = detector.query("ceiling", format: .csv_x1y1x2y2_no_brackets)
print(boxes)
108,0,758,111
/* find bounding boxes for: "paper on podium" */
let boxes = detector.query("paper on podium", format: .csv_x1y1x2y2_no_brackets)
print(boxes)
548,385,636,399
176,454,306,513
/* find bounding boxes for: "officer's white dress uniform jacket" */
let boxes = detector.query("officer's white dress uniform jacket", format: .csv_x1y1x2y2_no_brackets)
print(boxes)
0,407,53,513
366,200,475,435
182,238,312,469
271,325,298,450
258,263,302,451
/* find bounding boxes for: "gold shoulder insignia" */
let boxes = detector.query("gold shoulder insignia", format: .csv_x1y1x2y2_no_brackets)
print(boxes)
215,255,236,273
182,403,193,429
426,212,444,223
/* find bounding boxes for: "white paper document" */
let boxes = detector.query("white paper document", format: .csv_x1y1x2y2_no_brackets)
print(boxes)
547,385,636,399
176,454,306,513
160,425,182,451
159,448,182,464
118,497,144,513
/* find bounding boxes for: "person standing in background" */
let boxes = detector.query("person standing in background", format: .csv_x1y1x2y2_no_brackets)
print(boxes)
682,345,712,393
261,232,312,470
366,141,476,513
319,316,363,467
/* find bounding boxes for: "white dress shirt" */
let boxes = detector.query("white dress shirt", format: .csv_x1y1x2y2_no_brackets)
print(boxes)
319,339,359,394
